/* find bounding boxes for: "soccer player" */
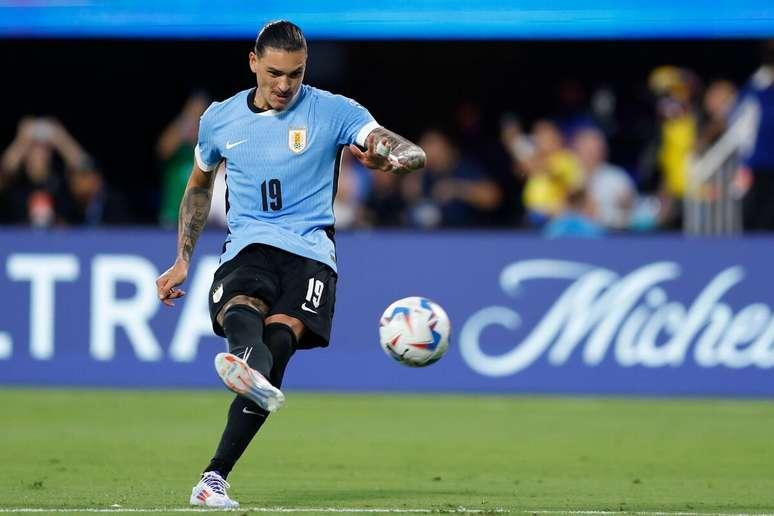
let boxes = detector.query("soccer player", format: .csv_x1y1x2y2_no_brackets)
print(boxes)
155,20,425,508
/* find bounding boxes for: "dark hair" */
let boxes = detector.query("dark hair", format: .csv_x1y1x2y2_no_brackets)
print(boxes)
254,20,306,56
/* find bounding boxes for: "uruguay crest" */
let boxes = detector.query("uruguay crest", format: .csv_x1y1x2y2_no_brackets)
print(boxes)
288,127,307,154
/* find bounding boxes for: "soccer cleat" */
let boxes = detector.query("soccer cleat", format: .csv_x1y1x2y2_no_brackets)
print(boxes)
214,352,286,412
189,471,239,508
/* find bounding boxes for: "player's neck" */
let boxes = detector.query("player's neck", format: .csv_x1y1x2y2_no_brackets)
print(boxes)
246,87,271,113
252,94,271,112
248,86,302,114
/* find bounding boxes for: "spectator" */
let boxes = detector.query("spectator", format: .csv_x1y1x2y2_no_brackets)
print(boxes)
455,101,520,226
571,126,636,230
734,40,774,230
644,66,700,228
543,188,605,239
0,117,87,227
61,159,133,225
156,91,209,228
696,79,737,153
502,118,584,227
553,78,595,131
362,166,407,227
404,129,501,228
333,150,372,229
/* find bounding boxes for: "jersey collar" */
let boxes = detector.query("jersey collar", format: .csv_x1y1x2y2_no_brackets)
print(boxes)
247,86,303,117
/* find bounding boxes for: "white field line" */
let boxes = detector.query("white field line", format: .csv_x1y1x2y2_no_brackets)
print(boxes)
0,508,506,514
0,509,494,514
531,513,774,516
532,512,774,516
0,509,773,515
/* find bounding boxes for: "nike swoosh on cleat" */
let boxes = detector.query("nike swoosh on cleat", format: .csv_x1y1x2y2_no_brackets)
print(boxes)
301,302,318,314
225,139,248,149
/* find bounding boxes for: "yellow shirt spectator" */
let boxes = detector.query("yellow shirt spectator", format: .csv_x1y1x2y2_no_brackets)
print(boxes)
523,149,584,216
658,114,696,198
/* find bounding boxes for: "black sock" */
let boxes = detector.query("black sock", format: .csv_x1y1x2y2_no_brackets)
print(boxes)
222,305,272,378
263,323,297,388
204,396,268,479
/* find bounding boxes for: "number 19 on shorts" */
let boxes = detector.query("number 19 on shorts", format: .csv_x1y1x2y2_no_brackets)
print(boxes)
305,278,324,309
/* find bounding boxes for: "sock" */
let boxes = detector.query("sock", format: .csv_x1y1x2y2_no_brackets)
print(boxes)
222,305,272,378
204,396,268,479
263,323,297,388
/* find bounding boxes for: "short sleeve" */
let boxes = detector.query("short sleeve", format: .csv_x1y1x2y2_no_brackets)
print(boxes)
336,95,379,147
194,103,221,172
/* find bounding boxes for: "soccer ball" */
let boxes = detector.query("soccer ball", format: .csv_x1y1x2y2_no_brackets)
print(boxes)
378,296,451,367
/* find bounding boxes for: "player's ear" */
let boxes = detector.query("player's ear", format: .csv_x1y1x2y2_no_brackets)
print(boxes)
249,52,258,74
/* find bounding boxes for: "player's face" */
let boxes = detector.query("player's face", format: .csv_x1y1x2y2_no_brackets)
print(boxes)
249,48,307,111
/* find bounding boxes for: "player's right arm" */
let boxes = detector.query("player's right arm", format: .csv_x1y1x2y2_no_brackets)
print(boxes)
350,129,426,175
155,162,216,306
328,92,425,175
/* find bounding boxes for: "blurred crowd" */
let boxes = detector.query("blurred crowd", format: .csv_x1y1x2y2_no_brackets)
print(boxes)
2,42,773,235
339,41,774,236
0,117,130,227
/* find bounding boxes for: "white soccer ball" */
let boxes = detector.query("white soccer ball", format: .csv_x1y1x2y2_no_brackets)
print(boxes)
378,296,451,367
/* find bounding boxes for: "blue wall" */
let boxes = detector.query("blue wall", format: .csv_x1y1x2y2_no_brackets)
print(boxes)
1,229,773,397
2,1,774,39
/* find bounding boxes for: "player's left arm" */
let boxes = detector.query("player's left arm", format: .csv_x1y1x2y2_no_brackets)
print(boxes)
349,128,426,175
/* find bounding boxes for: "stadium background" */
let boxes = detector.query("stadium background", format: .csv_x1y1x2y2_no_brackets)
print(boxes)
2,1,774,513
1,38,763,223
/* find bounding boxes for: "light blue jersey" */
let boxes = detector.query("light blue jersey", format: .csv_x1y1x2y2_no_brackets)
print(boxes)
195,84,379,272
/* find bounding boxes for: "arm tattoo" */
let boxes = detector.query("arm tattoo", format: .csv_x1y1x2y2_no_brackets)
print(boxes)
177,173,215,263
370,127,426,172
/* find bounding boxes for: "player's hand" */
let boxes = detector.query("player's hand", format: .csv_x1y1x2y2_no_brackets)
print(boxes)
349,133,402,173
155,260,188,307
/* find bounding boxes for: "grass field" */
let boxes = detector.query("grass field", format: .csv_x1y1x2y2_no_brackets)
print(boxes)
2,388,774,515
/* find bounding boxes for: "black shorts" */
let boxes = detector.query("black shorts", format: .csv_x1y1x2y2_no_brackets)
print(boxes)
208,243,337,349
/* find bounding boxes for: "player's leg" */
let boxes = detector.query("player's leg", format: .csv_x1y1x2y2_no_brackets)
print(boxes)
200,296,275,479
191,247,282,507
201,394,269,478
201,317,301,486
264,315,304,387
192,249,334,507
220,305,307,389
218,295,273,379
212,295,286,412
193,295,278,508
207,247,285,412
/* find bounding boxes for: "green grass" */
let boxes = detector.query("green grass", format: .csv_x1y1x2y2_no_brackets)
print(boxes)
2,389,774,514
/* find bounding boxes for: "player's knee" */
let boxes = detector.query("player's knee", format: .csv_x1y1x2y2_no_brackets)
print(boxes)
217,295,267,327
222,304,265,356
265,313,305,340
223,304,264,330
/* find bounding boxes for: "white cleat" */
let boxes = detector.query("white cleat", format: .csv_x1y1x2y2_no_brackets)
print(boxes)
214,352,286,412
189,471,239,508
